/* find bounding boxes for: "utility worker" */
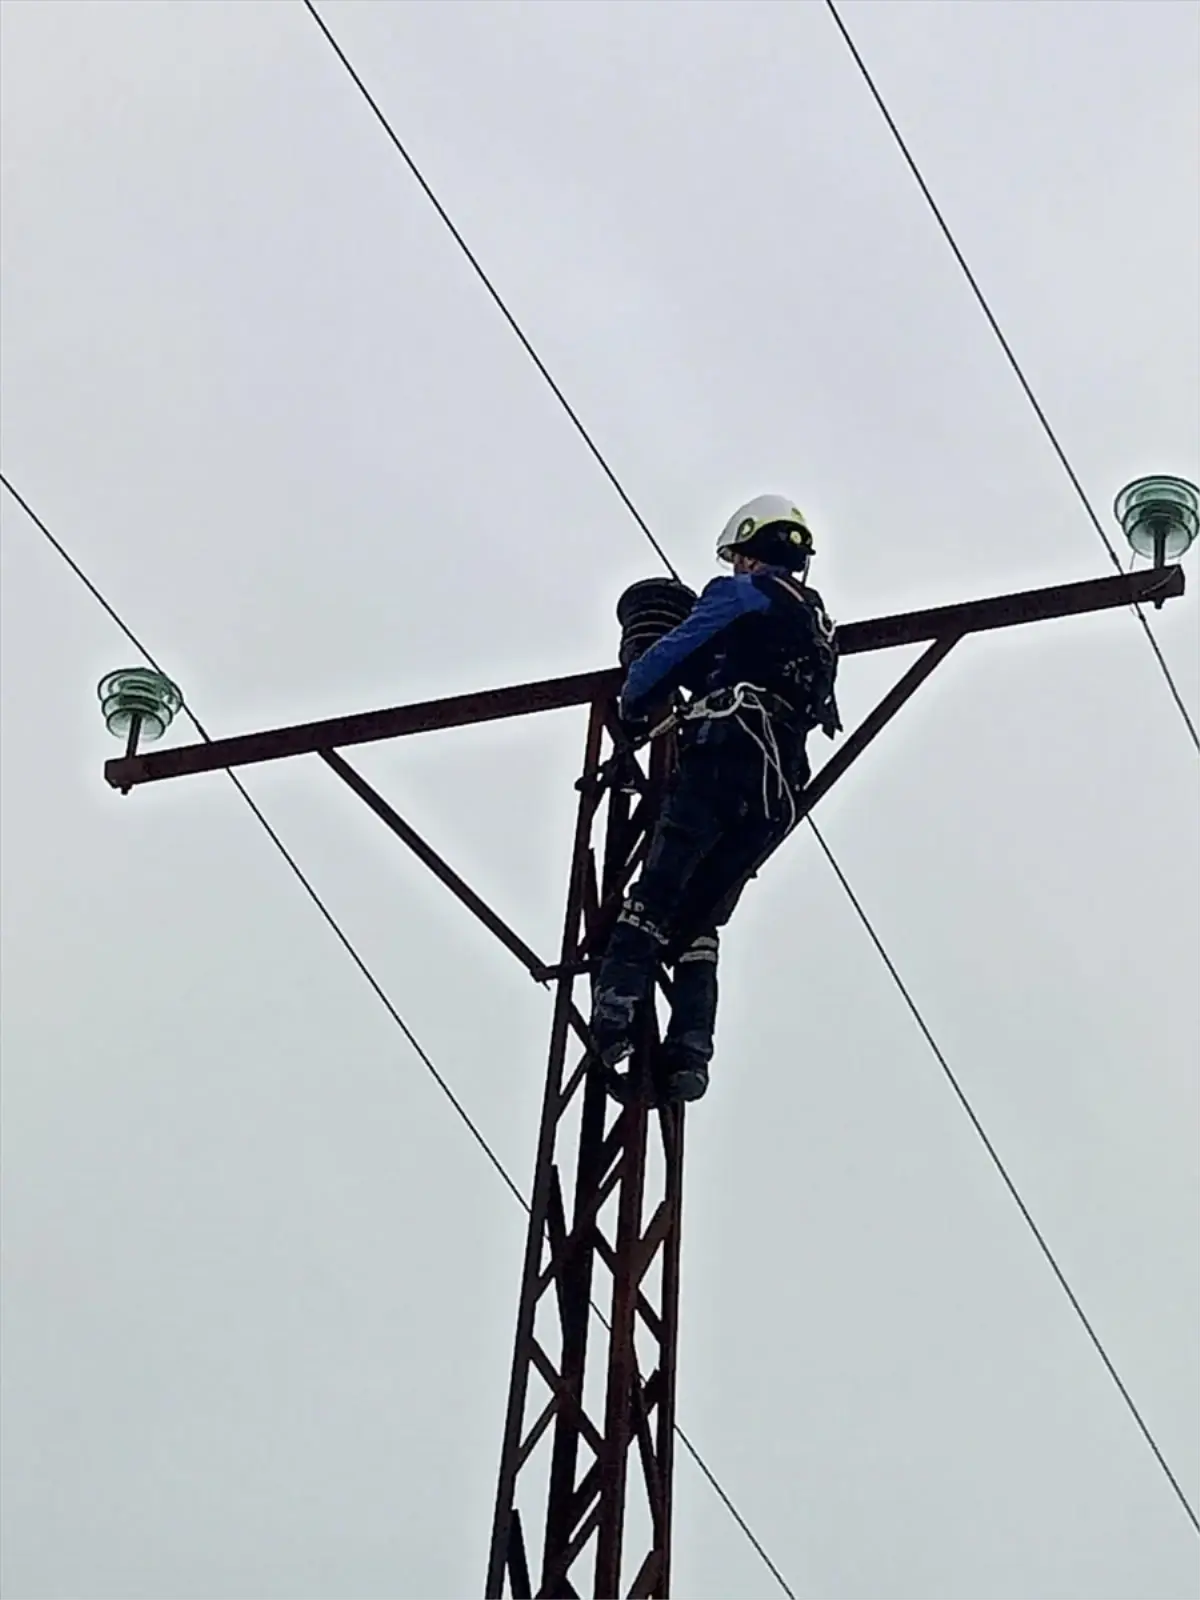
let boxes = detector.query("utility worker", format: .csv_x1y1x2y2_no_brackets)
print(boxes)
591,495,840,1103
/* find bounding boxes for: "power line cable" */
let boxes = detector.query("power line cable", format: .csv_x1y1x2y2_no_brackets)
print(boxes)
1,471,794,1598
821,0,1199,755
805,815,1199,1535
0,470,523,1205
294,0,1199,1540
299,0,681,585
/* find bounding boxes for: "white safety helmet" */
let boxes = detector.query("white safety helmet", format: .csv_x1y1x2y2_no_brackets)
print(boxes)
716,494,814,572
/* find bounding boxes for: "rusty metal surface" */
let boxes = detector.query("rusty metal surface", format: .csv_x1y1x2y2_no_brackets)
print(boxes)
834,562,1182,653
795,630,962,817
487,704,684,1598
665,632,963,954
319,749,551,980
487,699,607,1600
104,567,1183,790
105,667,617,789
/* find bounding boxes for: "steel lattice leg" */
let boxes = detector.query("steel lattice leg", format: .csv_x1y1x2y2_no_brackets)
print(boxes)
486,705,685,1599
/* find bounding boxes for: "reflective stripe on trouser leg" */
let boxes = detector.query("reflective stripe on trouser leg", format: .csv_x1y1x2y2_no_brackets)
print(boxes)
614,898,671,942
664,932,719,1063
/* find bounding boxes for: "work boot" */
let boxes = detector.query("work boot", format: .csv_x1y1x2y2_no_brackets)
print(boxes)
662,1046,710,1103
592,903,672,1092
589,1005,636,1072
601,1063,638,1105
590,919,663,1071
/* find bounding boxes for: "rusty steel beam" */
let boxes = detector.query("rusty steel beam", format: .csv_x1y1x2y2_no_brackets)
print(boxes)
666,632,964,955
834,562,1181,653
487,709,684,1598
318,749,552,981
107,668,616,790
487,700,607,1598
103,566,1184,791
797,629,962,817
667,631,963,958
369,608,950,982
316,749,608,1063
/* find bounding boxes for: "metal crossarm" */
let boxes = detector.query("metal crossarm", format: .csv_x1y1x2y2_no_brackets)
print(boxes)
104,567,1183,792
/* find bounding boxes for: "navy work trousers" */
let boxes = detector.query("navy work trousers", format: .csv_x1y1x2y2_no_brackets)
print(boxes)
592,717,809,1066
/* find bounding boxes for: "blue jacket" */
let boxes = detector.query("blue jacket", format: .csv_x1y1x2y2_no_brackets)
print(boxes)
621,566,840,736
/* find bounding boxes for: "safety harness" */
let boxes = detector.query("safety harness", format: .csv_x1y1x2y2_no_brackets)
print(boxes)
647,681,801,829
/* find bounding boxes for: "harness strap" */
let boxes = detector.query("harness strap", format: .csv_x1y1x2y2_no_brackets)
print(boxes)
645,683,801,831
648,681,790,741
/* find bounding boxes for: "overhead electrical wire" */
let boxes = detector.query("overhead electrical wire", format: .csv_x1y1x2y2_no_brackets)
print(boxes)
298,0,681,586
0,471,796,1599
806,816,1199,1534
0,472,524,1210
821,0,1199,756
295,0,1200,1537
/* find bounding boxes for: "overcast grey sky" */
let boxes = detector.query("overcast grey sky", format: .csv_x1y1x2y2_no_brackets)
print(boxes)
2,2,1197,1597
